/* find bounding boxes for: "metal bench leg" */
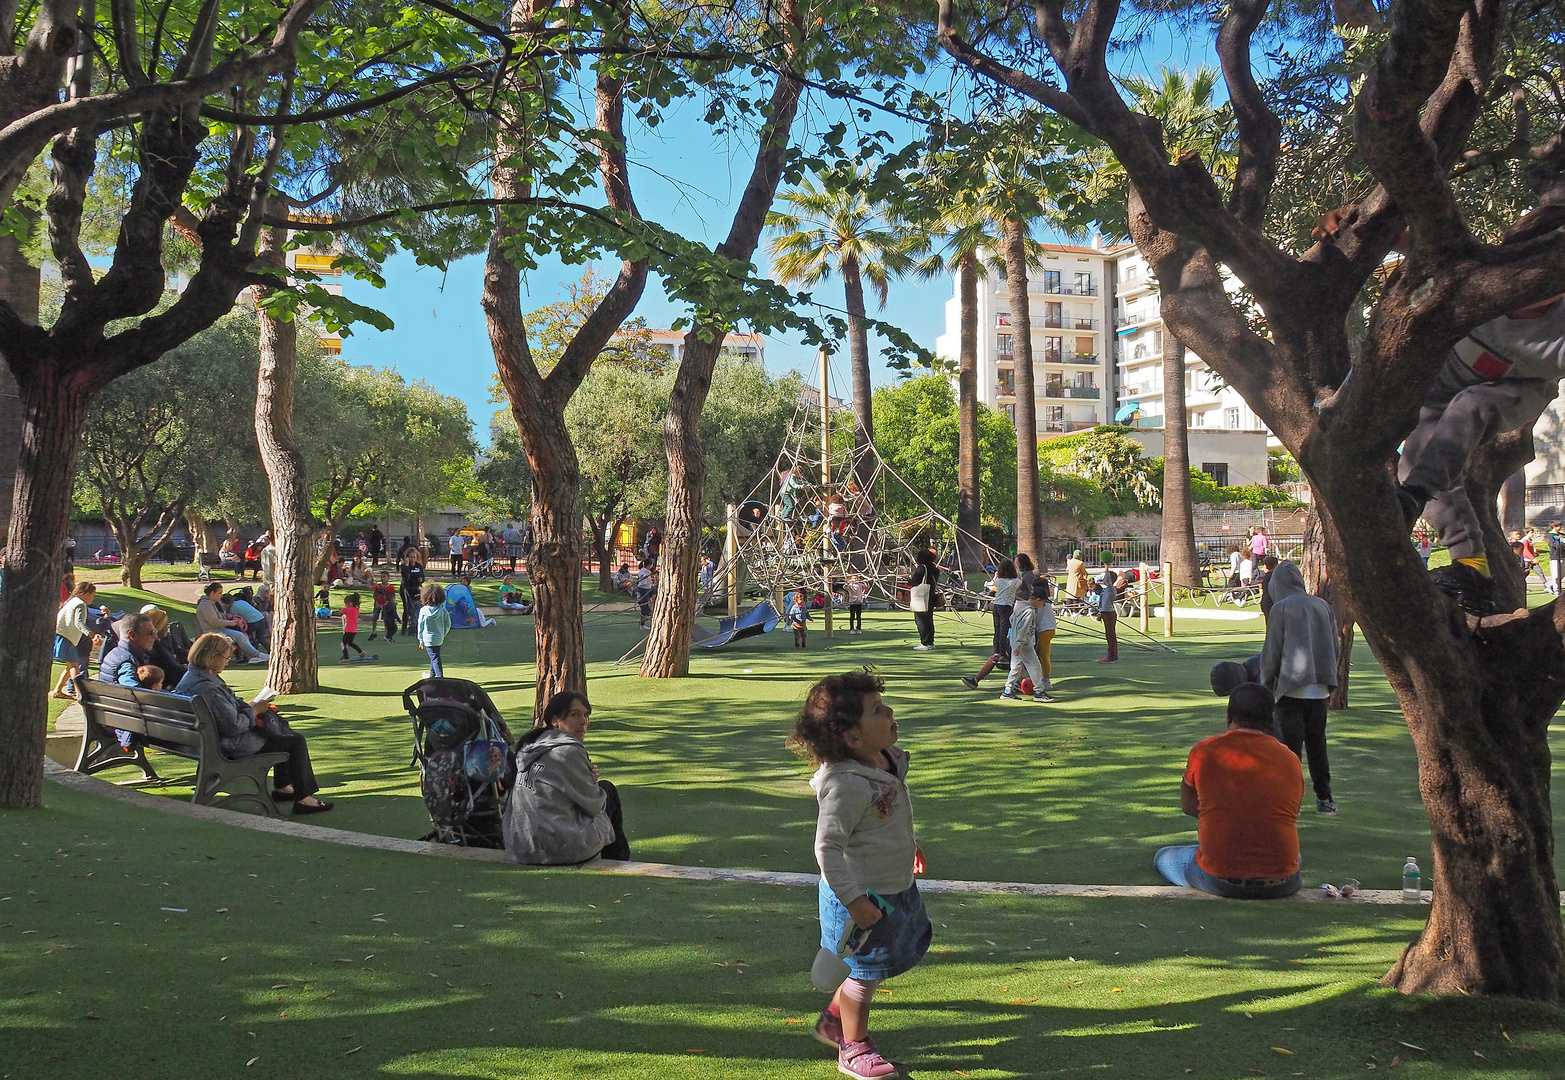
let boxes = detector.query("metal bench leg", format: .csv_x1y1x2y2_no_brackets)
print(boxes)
75,729,161,782
193,755,285,818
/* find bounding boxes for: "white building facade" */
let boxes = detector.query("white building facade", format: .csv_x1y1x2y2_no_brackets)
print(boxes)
934,242,1123,434
1112,247,1267,436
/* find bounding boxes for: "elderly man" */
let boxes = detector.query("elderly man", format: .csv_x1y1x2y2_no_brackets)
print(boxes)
98,613,158,688
1154,683,1304,899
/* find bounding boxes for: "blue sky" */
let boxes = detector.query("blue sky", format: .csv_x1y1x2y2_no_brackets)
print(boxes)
337,33,1223,444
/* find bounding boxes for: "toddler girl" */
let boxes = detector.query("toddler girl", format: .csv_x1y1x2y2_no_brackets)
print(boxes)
787,589,810,649
417,582,451,678
370,572,398,641
339,593,366,663
790,672,930,1079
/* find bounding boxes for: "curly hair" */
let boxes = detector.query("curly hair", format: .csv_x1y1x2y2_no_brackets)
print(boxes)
788,671,885,766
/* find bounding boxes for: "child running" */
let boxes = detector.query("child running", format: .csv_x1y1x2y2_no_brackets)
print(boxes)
369,572,398,642
339,593,366,663
790,671,931,1079
787,589,810,649
1000,581,1054,702
960,559,1018,690
417,582,451,678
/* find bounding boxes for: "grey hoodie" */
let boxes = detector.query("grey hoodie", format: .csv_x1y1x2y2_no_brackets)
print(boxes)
1259,561,1339,701
811,747,916,906
502,728,614,865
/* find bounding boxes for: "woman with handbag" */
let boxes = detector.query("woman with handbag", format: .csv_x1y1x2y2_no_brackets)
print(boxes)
502,690,630,864
174,632,333,814
908,548,938,651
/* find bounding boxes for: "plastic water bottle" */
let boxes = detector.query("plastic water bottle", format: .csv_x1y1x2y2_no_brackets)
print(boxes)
1401,857,1422,902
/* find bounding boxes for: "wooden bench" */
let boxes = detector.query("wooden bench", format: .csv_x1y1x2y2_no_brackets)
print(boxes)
76,681,286,817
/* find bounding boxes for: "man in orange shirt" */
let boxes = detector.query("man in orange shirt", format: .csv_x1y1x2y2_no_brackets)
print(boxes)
1154,683,1305,899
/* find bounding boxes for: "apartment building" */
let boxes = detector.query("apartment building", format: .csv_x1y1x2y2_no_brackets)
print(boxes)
1112,247,1266,435
934,241,1125,434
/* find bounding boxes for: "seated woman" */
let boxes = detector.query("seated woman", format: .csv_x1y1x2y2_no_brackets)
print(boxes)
218,539,242,575
610,563,633,594
496,574,531,613
174,633,333,815
346,555,374,588
502,691,629,864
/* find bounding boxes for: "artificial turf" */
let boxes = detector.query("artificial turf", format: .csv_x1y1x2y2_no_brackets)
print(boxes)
52,579,1565,895
5,780,1565,1080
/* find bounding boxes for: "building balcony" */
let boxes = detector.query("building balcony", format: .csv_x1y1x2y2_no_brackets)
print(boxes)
1133,415,1164,429
1042,352,1099,366
1044,385,1100,399
996,383,1015,398
1041,419,1098,433
1041,282,1098,297
1116,277,1154,298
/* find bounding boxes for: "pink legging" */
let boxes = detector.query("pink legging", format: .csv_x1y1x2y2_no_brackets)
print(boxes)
839,977,880,1005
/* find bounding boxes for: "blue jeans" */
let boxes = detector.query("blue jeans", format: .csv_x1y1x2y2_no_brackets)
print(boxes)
426,644,443,678
1154,844,1301,899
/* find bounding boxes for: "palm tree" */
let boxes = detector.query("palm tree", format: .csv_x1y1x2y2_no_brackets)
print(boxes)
767,165,919,492
1090,67,1235,591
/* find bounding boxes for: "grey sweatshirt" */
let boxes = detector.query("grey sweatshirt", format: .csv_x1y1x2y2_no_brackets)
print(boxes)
503,727,615,865
811,747,916,906
1441,297,1565,388
1259,561,1340,701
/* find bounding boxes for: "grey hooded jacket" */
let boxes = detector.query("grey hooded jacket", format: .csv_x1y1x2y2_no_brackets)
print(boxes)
502,727,614,865
1259,561,1339,701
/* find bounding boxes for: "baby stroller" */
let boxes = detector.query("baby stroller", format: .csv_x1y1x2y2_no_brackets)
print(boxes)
403,677,516,847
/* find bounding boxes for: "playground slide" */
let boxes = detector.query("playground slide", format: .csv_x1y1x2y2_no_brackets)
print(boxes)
691,601,780,649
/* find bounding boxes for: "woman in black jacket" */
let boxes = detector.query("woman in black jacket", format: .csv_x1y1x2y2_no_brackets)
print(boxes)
399,546,427,630
908,548,938,650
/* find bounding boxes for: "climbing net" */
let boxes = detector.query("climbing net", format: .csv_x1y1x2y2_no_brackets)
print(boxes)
705,394,1003,613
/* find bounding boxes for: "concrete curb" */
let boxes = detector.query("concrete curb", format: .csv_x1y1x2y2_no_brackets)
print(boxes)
44,760,1465,906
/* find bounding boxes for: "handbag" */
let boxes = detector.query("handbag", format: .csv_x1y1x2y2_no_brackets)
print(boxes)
464,715,509,785
909,582,933,613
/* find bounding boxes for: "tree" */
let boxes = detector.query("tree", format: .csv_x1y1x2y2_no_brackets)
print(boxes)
870,374,1017,528
766,164,918,493
638,0,808,680
939,0,1565,998
698,358,807,519
73,315,258,588
1039,426,1161,511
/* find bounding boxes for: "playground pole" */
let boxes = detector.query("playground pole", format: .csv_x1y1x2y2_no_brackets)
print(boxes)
726,503,740,621
1163,560,1174,637
1138,561,1150,634
820,347,834,639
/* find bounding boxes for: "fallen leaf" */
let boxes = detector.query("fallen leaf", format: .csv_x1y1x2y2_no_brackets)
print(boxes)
1273,1047,1294,1055
1388,1056,1400,1068
344,1047,361,1056
1396,1041,1425,1052
1009,998,1040,1004
246,1057,259,1067
1473,1051,1487,1060
1112,988,1124,993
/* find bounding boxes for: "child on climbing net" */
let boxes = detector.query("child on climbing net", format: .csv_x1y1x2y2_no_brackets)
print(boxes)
339,592,366,663
789,671,931,1079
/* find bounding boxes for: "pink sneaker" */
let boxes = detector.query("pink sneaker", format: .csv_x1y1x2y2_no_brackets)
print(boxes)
813,1006,842,1048
839,1037,899,1078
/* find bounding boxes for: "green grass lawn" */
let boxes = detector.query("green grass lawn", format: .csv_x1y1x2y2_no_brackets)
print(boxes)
5,782,1564,1080
58,580,1565,894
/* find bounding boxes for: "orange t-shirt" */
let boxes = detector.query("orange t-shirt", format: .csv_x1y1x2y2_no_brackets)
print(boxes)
1184,728,1304,879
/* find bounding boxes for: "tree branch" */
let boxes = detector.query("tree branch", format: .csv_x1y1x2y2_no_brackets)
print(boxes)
1217,0,1280,228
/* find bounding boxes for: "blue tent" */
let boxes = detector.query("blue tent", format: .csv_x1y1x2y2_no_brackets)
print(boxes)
1114,401,1141,423
445,583,495,629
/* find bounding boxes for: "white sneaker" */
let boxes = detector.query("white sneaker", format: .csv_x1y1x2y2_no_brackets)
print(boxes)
248,654,268,664
912,644,932,651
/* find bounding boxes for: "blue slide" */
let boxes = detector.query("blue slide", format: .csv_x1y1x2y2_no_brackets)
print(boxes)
690,601,780,649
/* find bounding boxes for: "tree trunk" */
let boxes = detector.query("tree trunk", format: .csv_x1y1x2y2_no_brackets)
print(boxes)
0,374,93,807
956,251,982,561
639,18,804,679
1159,338,1201,587
843,252,875,496
117,533,149,590
255,223,319,694
1498,466,1527,534
1004,220,1040,565
185,509,218,561
1299,503,1355,709
0,233,37,545
1467,431,1534,612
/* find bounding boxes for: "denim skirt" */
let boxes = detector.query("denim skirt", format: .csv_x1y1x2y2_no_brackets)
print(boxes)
818,877,932,982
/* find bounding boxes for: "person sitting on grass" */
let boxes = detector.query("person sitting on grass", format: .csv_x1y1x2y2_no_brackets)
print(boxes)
175,632,333,815
195,581,268,663
790,670,930,1080
502,690,630,865
496,574,531,613
1153,682,1304,899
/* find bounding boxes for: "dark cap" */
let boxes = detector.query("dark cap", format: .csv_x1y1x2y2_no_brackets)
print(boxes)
1031,581,1052,600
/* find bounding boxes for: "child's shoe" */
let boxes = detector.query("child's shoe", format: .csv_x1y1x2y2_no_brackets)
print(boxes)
959,676,979,690
838,1037,898,1078
812,1004,842,1048
999,688,1020,700
1034,690,1055,702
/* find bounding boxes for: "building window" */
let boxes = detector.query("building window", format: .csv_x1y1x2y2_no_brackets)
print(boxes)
1123,265,1139,283
1044,269,1061,293
1002,403,1015,422
997,334,1013,356
998,368,1015,395
1201,462,1230,487
996,312,1011,326
1075,271,1094,296
1225,407,1241,429
1044,302,1063,328
1191,409,1206,427
1044,336,1063,363
1045,406,1065,423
